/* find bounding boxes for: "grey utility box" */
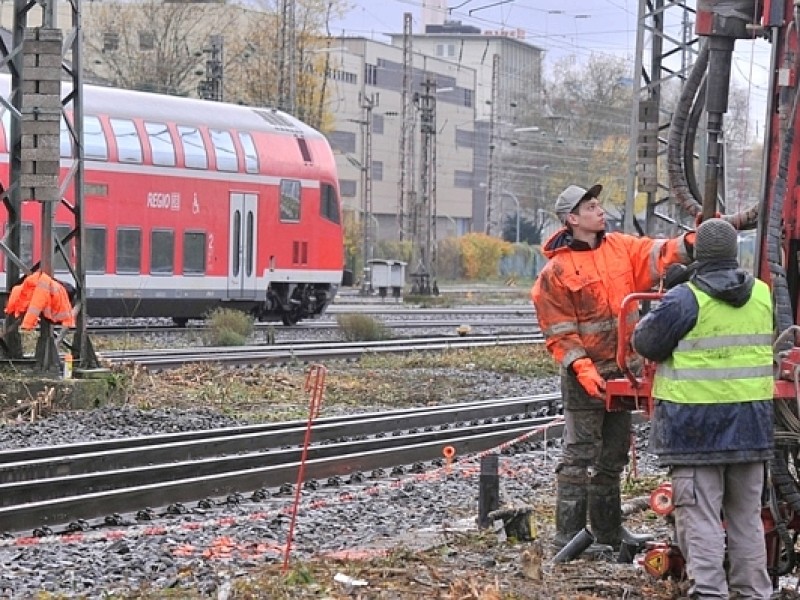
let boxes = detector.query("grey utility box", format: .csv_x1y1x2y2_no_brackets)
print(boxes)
368,259,406,298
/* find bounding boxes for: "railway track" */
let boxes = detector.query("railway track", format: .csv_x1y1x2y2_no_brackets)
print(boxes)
100,333,545,370
88,318,538,335
0,394,561,535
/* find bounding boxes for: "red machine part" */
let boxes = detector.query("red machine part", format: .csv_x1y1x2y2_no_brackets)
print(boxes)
641,543,685,580
604,291,663,416
650,482,674,517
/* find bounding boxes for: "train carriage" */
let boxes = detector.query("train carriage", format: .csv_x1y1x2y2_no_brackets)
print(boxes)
0,75,344,325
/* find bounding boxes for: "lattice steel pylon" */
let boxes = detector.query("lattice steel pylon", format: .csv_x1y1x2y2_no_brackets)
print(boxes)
624,0,700,235
0,0,98,374
397,12,413,242
277,0,296,115
410,76,437,295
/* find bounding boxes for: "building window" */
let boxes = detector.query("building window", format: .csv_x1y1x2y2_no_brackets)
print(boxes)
339,180,357,197
371,161,383,181
150,229,174,275
364,63,378,86
454,170,474,189
116,227,141,274
455,127,475,148
103,32,119,52
464,88,473,108
327,131,356,155
280,179,301,222
436,44,455,58
139,31,155,51
372,113,384,135
183,231,206,275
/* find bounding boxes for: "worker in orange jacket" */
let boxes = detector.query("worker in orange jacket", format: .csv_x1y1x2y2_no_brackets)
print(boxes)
531,183,694,552
5,271,75,330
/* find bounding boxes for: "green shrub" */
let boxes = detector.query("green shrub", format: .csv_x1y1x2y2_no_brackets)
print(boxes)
336,313,390,341
205,308,254,346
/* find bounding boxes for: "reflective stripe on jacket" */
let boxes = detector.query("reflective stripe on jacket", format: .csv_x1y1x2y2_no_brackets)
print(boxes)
530,228,692,372
646,277,774,465
652,280,773,404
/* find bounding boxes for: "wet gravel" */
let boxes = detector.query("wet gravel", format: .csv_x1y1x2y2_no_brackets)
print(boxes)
0,375,625,598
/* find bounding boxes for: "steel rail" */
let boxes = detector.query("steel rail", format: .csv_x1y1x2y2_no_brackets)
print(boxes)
0,395,558,482
101,333,545,370
0,414,565,534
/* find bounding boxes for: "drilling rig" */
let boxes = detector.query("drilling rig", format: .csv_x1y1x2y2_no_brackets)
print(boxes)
606,0,800,586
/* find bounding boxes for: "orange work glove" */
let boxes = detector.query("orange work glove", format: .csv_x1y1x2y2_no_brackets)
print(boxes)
572,358,606,399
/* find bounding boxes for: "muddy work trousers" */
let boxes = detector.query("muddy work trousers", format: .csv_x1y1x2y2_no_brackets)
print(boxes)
557,368,631,482
672,463,771,600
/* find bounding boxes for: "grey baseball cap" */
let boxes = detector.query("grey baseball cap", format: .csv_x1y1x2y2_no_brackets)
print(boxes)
555,183,603,223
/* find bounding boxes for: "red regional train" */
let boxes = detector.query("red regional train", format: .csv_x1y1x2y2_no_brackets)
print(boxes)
0,75,344,325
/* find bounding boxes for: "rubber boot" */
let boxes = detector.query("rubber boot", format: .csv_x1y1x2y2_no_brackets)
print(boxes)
589,480,654,551
553,476,588,549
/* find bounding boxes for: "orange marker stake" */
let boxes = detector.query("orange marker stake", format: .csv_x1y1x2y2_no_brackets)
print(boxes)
443,445,455,474
283,364,327,573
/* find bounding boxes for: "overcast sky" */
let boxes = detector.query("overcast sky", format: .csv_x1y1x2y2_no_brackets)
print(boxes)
330,0,772,129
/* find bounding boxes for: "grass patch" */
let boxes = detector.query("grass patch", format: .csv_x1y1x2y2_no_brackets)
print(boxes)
204,308,255,346
336,314,391,341
359,345,558,377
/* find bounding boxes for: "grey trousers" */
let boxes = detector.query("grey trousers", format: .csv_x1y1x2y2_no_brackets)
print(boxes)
672,463,772,600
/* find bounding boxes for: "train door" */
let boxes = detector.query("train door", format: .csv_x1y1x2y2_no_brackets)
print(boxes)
227,193,258,299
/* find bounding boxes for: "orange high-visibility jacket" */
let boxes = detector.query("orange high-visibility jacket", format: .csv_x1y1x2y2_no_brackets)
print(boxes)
5,272,75,330
530,228,693,374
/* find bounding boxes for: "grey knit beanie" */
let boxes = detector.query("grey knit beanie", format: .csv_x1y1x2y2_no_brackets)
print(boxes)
695,218,738,261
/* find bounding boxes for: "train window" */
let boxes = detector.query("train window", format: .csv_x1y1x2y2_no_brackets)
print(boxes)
54,224,73,273
183,231,206,275
150,230,174,275
238,132,258,173
178,126,208,169
84,115,108,161
210,129,237,172
320,183,340,224
246,211,254,276
296,137,312,163
116,227,141,274
232,210,241,277
85,226,106,273
109,118,142,164
144,122,176,167
280,179,301,222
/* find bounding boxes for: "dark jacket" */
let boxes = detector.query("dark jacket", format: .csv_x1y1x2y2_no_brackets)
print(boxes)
632,260,774,466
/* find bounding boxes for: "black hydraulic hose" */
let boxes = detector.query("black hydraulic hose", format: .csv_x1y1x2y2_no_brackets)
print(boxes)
668,43,708,217
684,80,707,207
667,40,759,229
766,50,800,337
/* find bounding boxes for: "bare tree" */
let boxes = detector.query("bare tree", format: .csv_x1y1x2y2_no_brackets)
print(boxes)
83,0,346,130
84,1,243,96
